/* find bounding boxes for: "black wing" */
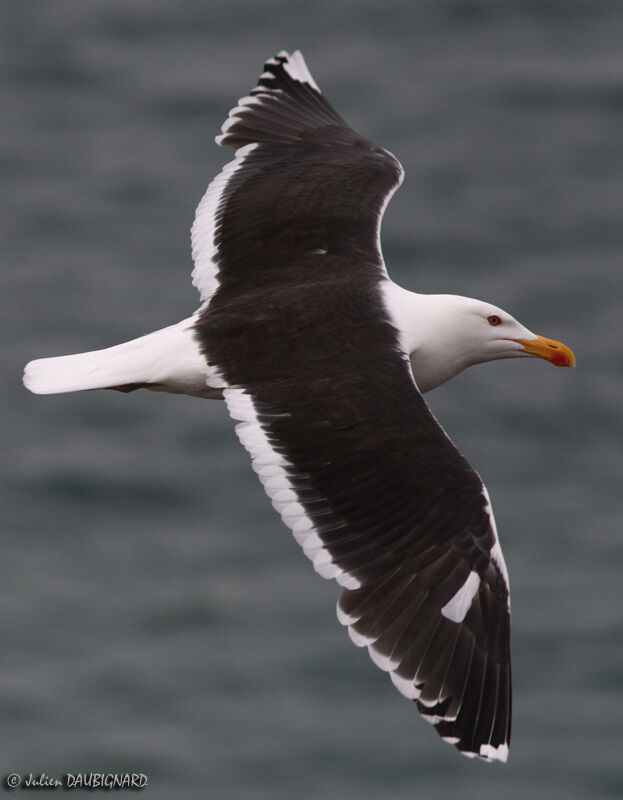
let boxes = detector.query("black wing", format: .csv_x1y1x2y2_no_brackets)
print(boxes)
195,271,512,762
190,50,404,305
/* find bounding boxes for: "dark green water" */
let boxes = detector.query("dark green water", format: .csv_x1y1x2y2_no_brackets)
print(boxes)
3,1,623,798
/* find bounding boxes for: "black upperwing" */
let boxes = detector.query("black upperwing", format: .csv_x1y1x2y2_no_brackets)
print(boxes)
190,51,404,305
195,273,511,762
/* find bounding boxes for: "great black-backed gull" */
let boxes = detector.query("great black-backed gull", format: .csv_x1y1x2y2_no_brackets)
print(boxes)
23,50,575,763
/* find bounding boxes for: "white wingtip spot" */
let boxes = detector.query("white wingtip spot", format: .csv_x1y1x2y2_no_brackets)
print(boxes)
283,50,321,92
479,743,509,763
441,571,481,623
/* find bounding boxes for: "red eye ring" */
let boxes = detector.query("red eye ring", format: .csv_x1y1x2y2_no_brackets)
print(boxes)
488,315,502,326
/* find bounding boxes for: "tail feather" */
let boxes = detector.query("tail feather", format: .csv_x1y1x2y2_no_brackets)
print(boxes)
24,347,133,394
23,317,220,399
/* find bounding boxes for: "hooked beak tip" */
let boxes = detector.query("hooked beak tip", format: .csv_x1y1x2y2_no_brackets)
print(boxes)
516,335,576,368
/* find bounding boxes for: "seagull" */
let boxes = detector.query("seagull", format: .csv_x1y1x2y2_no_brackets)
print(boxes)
23,50,575,763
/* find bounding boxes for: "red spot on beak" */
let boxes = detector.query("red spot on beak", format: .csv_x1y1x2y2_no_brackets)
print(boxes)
516,335,576,368
552,352,571,367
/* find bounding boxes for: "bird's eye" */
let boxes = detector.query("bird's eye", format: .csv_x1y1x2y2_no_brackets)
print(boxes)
488,315,502,326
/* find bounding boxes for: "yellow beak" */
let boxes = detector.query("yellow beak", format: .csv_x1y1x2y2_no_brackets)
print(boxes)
515,335,576,368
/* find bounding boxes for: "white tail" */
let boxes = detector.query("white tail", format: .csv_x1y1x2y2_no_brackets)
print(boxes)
23,316,221,398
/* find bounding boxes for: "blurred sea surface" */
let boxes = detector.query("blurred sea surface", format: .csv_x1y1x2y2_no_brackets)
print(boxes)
2,1,623,798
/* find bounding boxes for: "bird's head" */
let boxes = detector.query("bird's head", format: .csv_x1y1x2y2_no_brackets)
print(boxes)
408,294,576,392
455,297,576,368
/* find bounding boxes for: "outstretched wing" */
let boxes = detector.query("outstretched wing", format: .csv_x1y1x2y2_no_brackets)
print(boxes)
190,50,404,306
192,51,511,762
194,270,512,762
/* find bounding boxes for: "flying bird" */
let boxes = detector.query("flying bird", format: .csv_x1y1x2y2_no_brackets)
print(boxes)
23,50,575,763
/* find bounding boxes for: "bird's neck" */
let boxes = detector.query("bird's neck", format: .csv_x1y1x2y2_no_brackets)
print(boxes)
381,282,476,393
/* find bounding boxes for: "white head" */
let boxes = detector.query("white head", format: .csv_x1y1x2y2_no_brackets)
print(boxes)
403,294,576,393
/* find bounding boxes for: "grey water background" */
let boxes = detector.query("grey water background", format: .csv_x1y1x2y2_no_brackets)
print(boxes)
2,1,622,797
